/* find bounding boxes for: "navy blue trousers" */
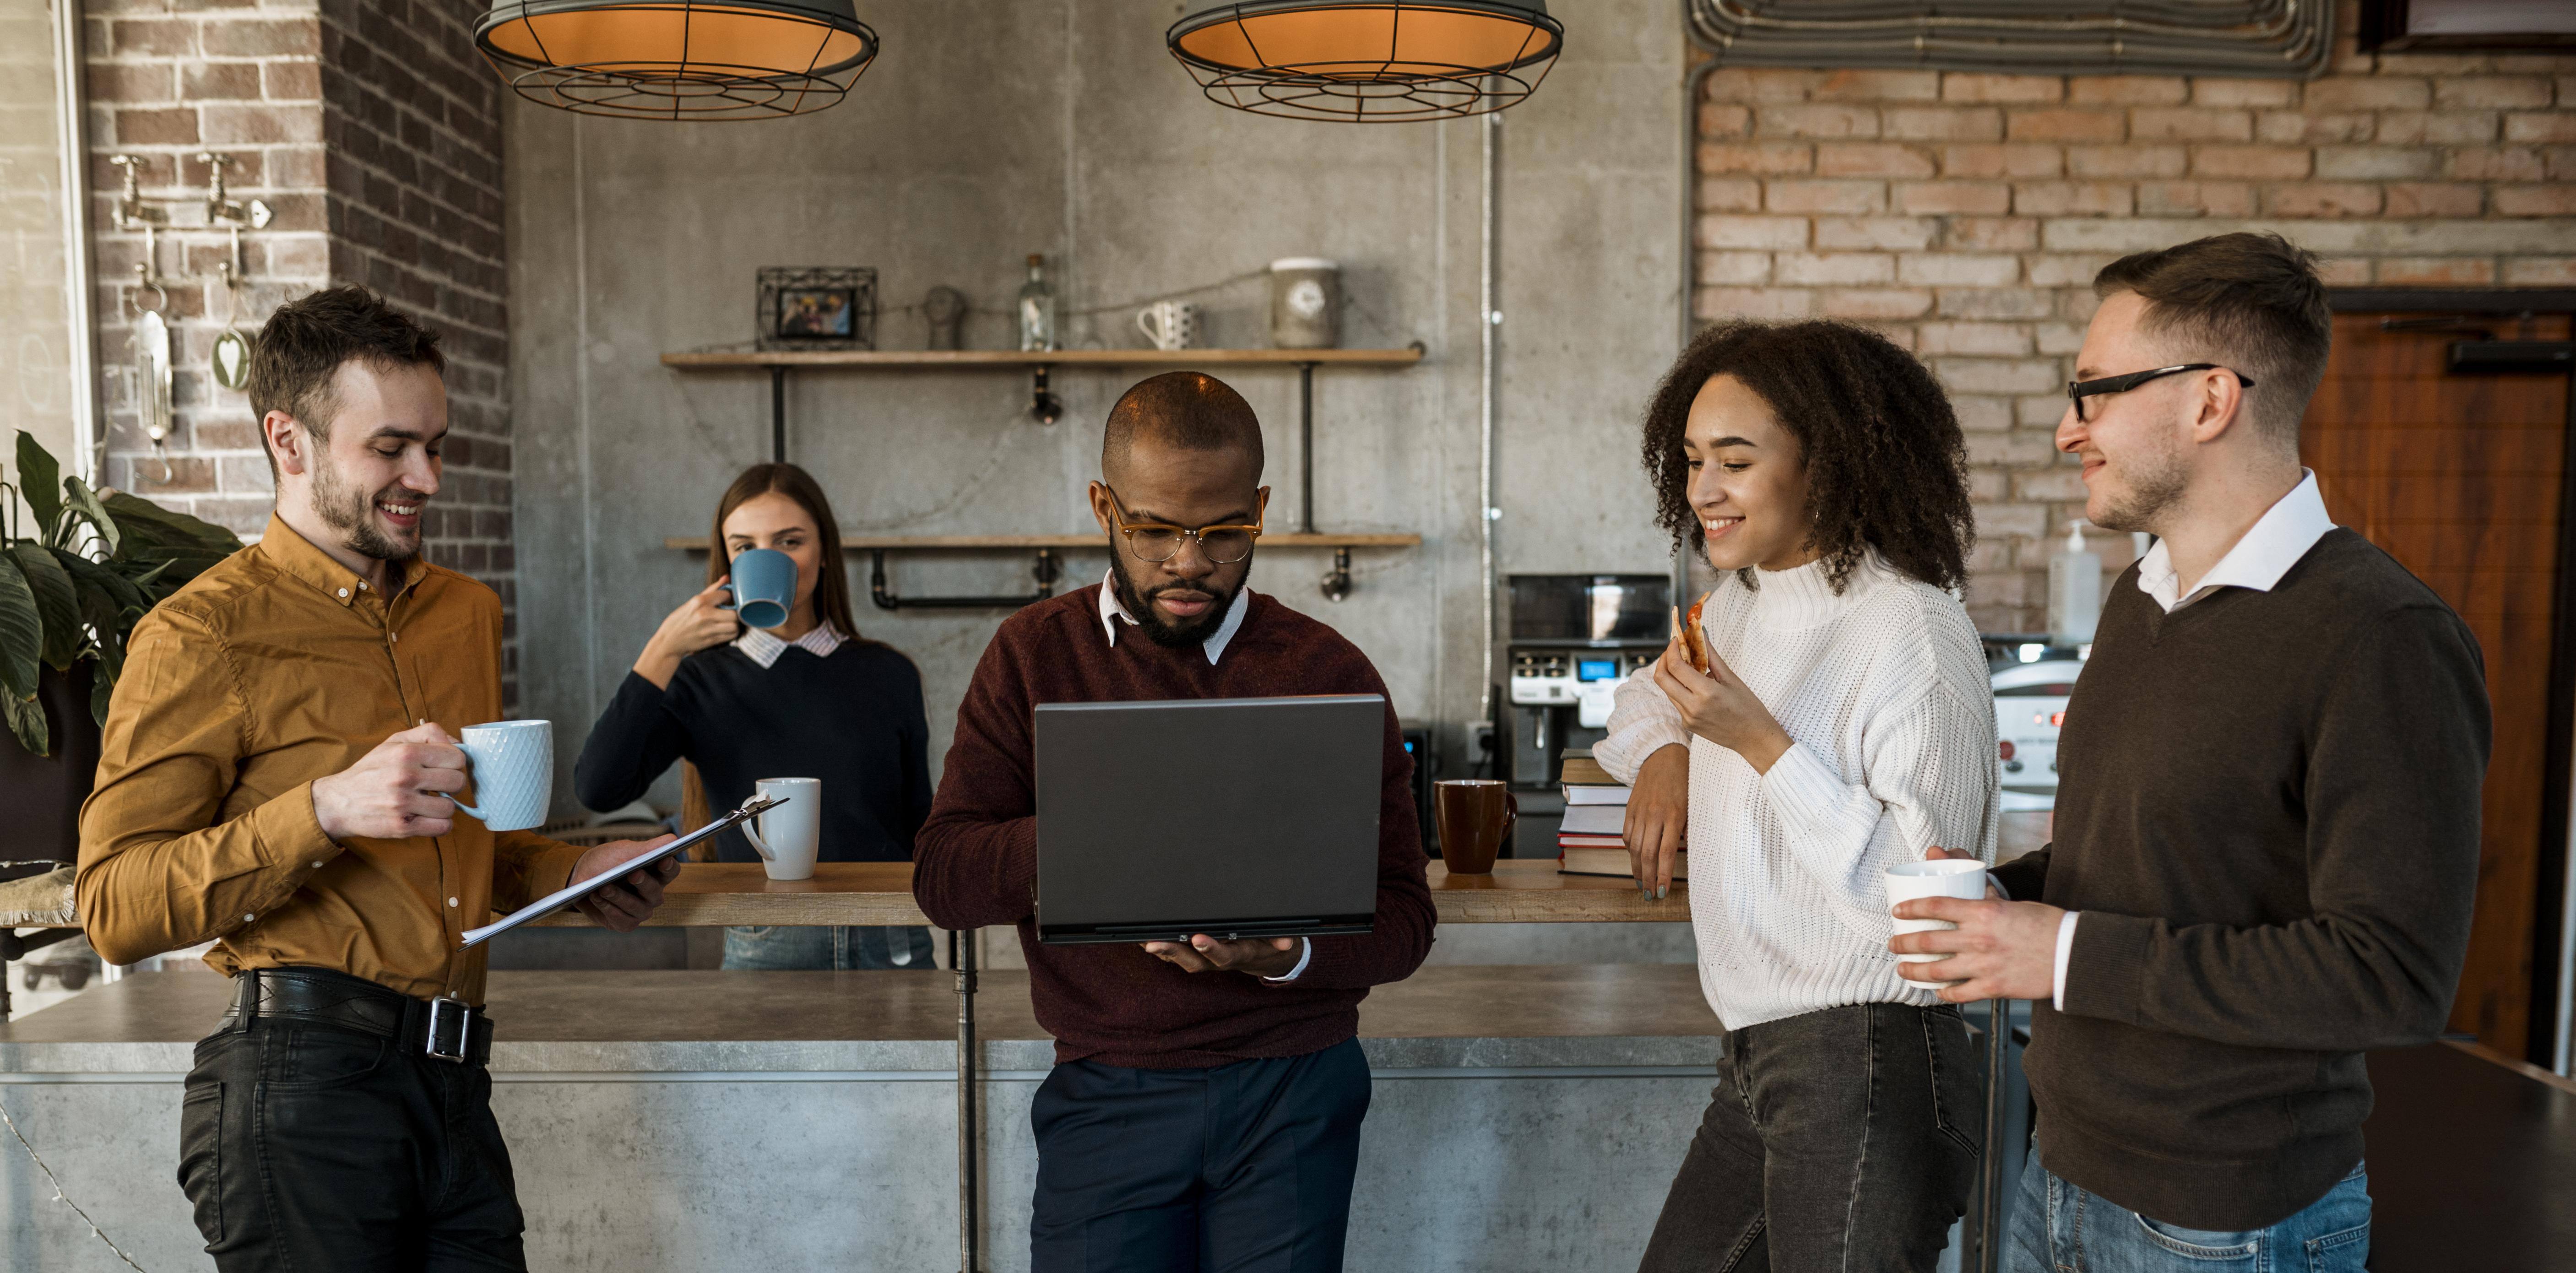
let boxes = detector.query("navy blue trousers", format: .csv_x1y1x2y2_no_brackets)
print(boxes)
1029,1038,1371,1273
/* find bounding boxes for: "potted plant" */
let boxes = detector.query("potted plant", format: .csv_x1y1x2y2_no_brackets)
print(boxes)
0,430,244,868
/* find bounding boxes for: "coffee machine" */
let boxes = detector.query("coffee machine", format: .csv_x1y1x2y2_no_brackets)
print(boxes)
1504,574,1670,787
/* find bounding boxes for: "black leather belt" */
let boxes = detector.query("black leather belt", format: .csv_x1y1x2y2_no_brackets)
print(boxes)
222,966,494,1066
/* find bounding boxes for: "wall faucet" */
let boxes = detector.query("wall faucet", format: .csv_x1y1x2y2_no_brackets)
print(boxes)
195,152,272,287
106,154,166,232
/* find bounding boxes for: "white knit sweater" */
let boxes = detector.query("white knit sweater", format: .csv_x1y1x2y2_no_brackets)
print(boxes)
1595,552,2000,1030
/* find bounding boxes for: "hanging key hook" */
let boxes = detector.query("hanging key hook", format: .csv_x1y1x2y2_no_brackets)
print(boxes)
132,265,168,316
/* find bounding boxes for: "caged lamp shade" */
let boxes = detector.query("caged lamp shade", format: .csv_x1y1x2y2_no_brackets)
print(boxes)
1166,0,1562,122
474,0,879,121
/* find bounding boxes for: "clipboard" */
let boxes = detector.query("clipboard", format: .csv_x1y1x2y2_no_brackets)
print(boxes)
459,795,781,948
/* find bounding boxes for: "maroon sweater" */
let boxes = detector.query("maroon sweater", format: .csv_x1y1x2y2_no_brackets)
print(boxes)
914,584,1435,1067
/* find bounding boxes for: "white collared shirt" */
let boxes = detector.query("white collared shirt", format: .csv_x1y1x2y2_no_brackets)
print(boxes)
1095,569,1252,666
2041,471,2338,1010
734,621,845,669
2134,470,2336,614
1092,571,1305,980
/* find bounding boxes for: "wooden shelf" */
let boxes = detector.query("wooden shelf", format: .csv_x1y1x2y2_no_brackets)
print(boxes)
661,347,1424,370
666,532,1422,552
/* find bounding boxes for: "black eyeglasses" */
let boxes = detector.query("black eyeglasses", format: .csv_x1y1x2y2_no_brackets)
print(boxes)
2065,364,2254,423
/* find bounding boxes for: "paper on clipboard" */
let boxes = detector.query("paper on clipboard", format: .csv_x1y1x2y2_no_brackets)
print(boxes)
459,796,781,948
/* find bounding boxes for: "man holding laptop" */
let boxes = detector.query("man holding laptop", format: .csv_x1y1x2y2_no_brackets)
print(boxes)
76,287,681,1270
914,371,1435,1272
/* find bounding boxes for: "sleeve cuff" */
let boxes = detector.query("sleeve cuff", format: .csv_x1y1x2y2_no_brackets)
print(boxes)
2052,911,2079,1011
2059,909,2151,1022
1262,937,1314,983
1597,724,1691,785
261,781,345,872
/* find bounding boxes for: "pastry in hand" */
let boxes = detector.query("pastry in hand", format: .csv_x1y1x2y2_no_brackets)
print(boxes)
1675,596,1712,675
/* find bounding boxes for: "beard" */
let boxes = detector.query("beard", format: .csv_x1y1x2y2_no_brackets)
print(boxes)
2087,433,2190,534
310,445,422,563
1107,542,1247,649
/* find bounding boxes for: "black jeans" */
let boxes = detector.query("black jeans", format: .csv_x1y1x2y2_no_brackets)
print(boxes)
179,1015,526,1271
1639,1002,1982,1273
1029,1037,1372,1273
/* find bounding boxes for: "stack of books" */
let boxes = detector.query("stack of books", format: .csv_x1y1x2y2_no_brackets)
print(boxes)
1556,748,1688,880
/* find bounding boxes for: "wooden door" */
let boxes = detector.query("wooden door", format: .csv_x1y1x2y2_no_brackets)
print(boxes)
2302,311,2573,1060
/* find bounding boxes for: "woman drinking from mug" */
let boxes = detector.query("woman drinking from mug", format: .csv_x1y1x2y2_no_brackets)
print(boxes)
575,463,936,970
1597,321,1999,1273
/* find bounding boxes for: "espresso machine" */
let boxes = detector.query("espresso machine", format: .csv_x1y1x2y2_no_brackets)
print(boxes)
1503,574,1670,788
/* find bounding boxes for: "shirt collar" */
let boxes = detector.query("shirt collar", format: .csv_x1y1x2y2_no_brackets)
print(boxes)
734,620,845,669
255,513,425,607
2135,470,2335,613
1096,570,1251,666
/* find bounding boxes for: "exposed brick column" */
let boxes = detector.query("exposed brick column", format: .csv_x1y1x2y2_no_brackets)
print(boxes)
1691,28,2576,631
80,0,517,704
319,0,516,702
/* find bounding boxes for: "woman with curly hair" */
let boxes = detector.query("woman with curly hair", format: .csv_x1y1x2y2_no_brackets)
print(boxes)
1595,320,2000,1272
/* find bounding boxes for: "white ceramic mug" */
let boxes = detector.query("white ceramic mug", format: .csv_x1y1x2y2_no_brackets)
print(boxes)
448,720,552,833
740,777,820,881
1885,857,1989,970
1135,300,1199,352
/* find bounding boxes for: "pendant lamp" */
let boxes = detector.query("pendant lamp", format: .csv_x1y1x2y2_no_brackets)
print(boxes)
1167,0,1562,123
473,1,878,121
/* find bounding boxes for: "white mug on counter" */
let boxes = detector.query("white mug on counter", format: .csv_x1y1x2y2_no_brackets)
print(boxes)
1885,857,1988,973
741,777,820,881
447,720,552,833
1135,300,1200,352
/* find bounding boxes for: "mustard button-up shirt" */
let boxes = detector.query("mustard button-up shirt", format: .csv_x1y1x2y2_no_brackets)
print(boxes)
76,516,587,1003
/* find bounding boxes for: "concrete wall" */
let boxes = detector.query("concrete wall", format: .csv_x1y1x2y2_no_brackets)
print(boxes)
506,0,1686,812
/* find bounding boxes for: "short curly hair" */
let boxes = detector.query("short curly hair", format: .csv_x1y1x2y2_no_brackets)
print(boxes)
1641,320,1974,593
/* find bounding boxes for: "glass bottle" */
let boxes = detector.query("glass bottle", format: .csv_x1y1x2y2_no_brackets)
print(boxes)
1016,254,1057,352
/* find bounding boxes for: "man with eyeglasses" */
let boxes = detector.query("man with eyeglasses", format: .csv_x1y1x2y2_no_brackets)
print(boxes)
1893,233,2487,1272
913,371,1434,1272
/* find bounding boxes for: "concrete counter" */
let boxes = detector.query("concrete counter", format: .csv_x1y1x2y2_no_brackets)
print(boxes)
2,966,1721,1271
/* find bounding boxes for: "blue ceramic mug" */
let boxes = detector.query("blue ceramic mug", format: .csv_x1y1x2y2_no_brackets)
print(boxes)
723,547,796,630
446,720,553,832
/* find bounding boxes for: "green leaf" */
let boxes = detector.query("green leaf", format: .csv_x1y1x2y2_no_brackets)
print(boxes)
102,492,239,554
14,432,61,541
2,691,45,758
7,545,78,671
90,664,113,728
0,556,41,700
63,476,118,558
54,547,145,616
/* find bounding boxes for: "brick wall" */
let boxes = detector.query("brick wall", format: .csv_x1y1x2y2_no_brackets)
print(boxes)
319,0,516,699
81,0,516,701
83,0,329,531
1690,33,2576,633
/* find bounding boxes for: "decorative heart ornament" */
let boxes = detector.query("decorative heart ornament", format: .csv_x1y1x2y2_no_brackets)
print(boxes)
212,330,252,390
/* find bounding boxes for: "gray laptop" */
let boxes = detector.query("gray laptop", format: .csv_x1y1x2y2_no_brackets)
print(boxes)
1034,694,1385,945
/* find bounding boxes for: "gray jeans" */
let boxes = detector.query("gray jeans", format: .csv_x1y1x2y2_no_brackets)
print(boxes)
1639,1002,1982,1273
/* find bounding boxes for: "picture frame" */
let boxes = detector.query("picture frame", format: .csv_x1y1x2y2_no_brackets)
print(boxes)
757,266,877,352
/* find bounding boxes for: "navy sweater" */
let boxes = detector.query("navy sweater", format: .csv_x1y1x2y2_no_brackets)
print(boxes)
575,640,932,865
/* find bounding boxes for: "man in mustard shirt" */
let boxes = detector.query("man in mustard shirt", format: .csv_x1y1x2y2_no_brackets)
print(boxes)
77,286,679,1271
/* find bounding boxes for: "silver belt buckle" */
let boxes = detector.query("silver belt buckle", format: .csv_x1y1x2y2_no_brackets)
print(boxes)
424,994,474,1063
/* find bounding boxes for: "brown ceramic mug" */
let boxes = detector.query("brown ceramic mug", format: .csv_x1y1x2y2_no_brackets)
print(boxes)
1434,780,1518,874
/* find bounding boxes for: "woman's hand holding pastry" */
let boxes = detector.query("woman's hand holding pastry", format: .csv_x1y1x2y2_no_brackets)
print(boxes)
1651,642,1794,775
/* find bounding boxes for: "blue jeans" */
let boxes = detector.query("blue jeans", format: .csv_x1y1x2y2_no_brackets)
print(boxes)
2004,1153,2369,1273
720,925,936,970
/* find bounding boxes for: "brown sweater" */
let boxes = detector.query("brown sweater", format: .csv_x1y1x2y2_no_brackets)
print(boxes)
1992,529,2488,1230
913,585,1435,1067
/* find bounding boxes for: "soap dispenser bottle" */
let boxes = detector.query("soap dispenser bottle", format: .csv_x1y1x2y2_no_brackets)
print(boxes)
2048,519,2102,645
